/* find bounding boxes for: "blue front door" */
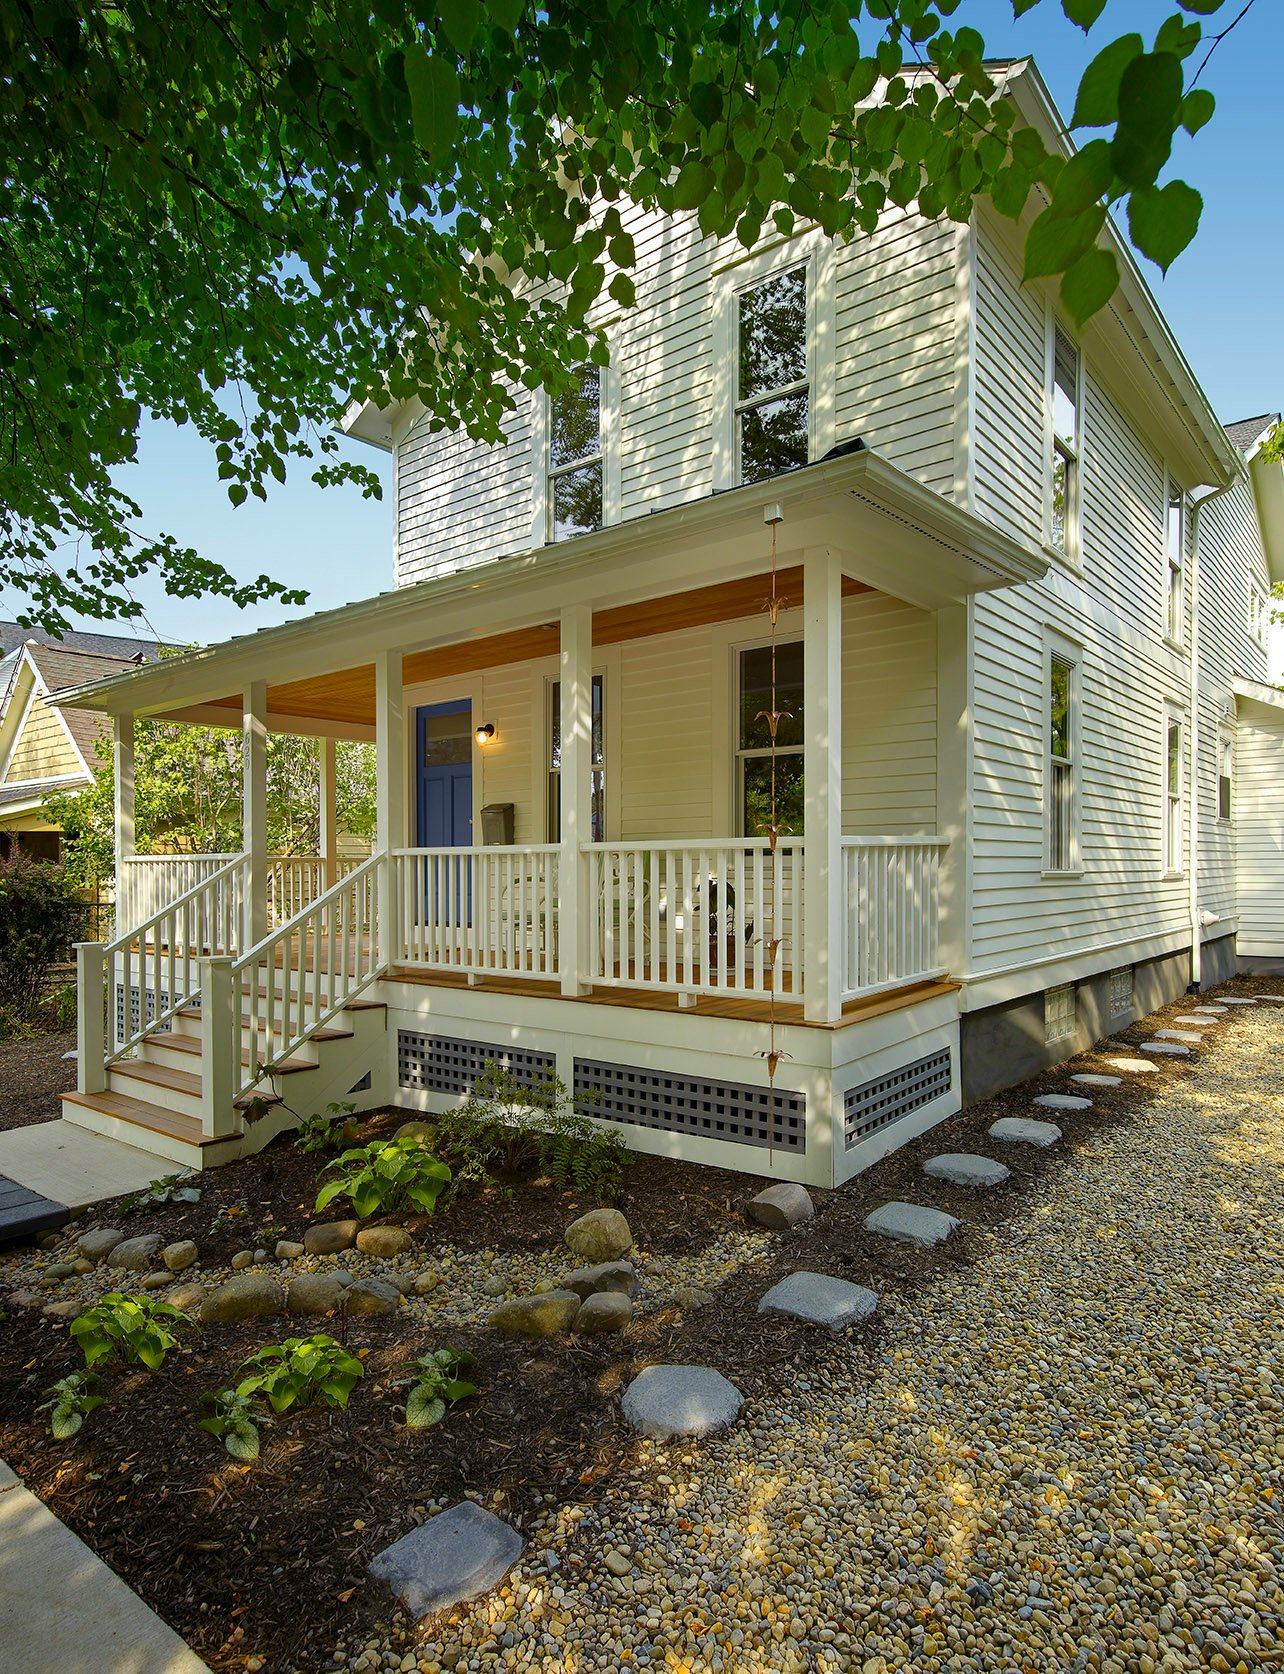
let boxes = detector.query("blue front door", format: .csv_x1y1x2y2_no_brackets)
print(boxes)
416,701,473,922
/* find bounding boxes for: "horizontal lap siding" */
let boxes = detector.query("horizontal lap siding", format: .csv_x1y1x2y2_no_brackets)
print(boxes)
841,594,937,832
396,397,534,584
973,219,1044,549
1080,379,1165,638
4,698,80,783
617,624,716,841
1236,711,1284,953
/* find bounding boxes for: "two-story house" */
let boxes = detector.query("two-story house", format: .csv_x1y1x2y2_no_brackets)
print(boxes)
50,60,1284,1187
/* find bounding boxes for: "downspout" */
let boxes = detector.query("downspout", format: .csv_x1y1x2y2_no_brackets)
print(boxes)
1187,477,1238,992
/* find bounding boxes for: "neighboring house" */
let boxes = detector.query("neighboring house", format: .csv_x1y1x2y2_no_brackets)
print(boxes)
49,61,1284,1187
0,626,165,861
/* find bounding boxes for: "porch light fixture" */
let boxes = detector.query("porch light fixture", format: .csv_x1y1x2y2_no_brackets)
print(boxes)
475,722,496,746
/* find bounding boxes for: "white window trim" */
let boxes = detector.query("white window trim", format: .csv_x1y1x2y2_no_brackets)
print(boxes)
1162,702,1187,879
541,663,613,843
530,360,621,547
1043,314,1083,566
1164,469,1187,648
711,235,836,493
1217,723,1234,825
1042,628,1083,877
1249,579,1269,649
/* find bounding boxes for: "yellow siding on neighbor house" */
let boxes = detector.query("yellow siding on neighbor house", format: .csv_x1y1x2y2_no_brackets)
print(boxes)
3,696,80,784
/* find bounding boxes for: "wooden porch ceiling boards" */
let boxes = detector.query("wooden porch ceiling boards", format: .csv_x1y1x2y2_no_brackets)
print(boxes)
199,569,873,729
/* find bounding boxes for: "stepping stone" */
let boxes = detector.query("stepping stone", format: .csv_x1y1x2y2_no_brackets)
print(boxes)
1252,994,1284,1003
1217,997,1256,1005
621,1365,744,1440
863,1201,960,1249
1033,1094,1092,1111
1172,1015,1215,1027
757,1271,879,1330
369,1502,522,1617
923,1153,1011,1188
1190,1006,1227,1014
988,1117,1061,1148
1141,1042,1189,1056
747,1183,815,1230
1071,1074,1122,1087
1103,1057,1159,1074
1154,1030,1204,1043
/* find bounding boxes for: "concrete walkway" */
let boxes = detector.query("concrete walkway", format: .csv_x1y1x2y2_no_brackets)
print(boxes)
0,1458,210,1674
0,1121,171,1212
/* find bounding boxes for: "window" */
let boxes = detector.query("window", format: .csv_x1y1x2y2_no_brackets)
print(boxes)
1109,965,1134,1018
1047,652,1077,872
1166,482,1187,643
548,675,605,840
1049,326,1081,557
1218,729,1233,822
1164,712,1184,875
736,265,809,485
1045,982,1076,1044
547,366,602,541
1250,582,1269,647
737,640,804,836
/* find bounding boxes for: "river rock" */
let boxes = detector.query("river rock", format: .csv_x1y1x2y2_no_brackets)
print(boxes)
369,1502,522,1617
167,1282,206,1313
342,1277,402,1315
201,1274,286,1323
162,1240,199,1273
561,1260,639,1300
575,1292,633,1335
747,1183,815,1230
564,1208,632,1262
106,1234,163,1272
40,1263,76,1285
288,1273,350,1316
489,1290,581,1337
303,1220,359,1256
355,1226,413,1258
231,1250,256,1271
76,1228,125,1264
275,1240,305,1260
141,1271,173,1290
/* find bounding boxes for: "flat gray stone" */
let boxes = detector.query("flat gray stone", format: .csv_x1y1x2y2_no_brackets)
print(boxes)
757,1271,879,1330
1154,1029,1204,1043
746,1183,815,1230
988,1117,1062,1148
1071,1074,1122,1087
106,1234,162,1272
1251,994,1284,1002
1032,1094,1092,1111
1189,1006,1228,1014
863,1201,960,1249
369,1501,522,1618
1172,1015,1215,1027
1103,1057,1160,1074
560,1260,638,1300
621,1365,744,1440
1141,1042,1190,1056
1216,997,1256,1005
923,1153,1011,1188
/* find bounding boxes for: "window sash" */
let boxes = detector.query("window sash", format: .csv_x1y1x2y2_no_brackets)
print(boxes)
1047,654,1076,870
735,265,809,485
547,367,603,540
1164,719,1184,873
548,675,605,841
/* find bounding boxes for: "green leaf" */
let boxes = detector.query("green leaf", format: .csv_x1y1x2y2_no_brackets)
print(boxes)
1111,52,1183,188
1127,180,1203,272
1048,139,1115,218
404,44,459,160
438,0,482,55
1180,88,1215,136
1062,0,1107,27
672,161,713,212
1060,246,1120,324
225,1424,260,1461
407,1388,446,1428
608,273,636,309
51,1408,83,1438
1071,33,1144,128
1023,204,1106,282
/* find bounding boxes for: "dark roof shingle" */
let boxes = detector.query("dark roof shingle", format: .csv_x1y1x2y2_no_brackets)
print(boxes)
1223,414,1281,456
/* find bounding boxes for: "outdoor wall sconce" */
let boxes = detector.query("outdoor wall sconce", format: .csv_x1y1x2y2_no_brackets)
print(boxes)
475,722,496,746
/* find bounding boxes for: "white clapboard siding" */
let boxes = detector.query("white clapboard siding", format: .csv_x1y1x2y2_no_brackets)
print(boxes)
972,215,1046,549
617,622,717,842
1079,374,1166,638
1236,707,1284,956
841,592,938,832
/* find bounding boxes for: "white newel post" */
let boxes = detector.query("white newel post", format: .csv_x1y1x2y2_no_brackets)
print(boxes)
320,735,339,891
242,682,268,951
75,942,107,1095
803,548,843,1024
374,649,406,970
559,603,593,996
113,713,135,926
199,954,238,1138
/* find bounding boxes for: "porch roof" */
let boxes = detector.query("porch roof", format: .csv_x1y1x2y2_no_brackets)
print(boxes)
51,448,1045,736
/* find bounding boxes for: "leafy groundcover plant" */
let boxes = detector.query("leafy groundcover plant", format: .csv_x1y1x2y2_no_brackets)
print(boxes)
70,1294,189,1370
201,1335,365,1459
41,1371,103,1439
399,1348,477,1430
120,1172,201,1213
316,1137,451,1218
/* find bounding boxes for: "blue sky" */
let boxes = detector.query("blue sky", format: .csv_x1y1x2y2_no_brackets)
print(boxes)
44,0,1284,646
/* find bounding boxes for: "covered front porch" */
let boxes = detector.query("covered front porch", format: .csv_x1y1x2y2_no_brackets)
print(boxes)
54,449,1043,1176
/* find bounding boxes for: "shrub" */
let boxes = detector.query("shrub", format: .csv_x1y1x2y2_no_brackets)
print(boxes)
0,851,85,1017
399,1347,477,1430
316,1138,451,1218
41,1371,103,1439
234,1334,363,1413
48,980,77,1032
70,1293,189,1370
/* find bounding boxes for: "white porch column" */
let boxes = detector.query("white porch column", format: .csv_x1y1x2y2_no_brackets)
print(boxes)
319,735,339,891
802,548,843,1024
374,649,406,970
242,681,268,949
113,713,135,923
935,603,973,979
559,603,593,996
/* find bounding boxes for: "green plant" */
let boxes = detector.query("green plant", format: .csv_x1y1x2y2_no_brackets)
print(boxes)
0,1004,34,1042
0,852,85,1017
399,1348,477,1430
294,1101,358,1155
316,1138,450,1219
69,1294,189,1371
120,1172,201,1214
235,1335,364,1413
40,1371,103,1439
48,981,77,1032
198,1387,261,1461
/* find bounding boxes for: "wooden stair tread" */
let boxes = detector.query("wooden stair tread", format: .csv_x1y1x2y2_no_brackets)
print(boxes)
112,1059,201,1095
144,1036,316,1075
173,1005,354,1042
63,1089,226,1147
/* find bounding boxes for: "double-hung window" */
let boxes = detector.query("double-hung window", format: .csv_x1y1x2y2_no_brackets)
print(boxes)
1164,711,1185,875
1047,651,1077,872
1250,581,1268,648
547,366,603,541
547,675,605,841
1166,481,1187,644
1218,729,1233,822
737,640,805,836
736,265,809,486
1050,326,1081,558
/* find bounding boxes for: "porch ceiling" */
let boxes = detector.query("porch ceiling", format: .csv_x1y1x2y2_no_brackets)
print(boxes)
48,447,1046,731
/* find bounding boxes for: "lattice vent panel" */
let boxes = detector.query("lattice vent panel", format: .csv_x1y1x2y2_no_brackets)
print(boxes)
396,1031,556,1097
843,1049,952,1149
574,1059,805,1153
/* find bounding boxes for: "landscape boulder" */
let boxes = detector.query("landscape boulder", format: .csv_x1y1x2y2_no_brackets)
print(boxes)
106,1234,163,1272
167,1282,206,1313
489,1290,581,1337
275,1240,306,1260
355,1226,413,1258
746,1183,815,1230
574,1292,633,1335
162,1240,199,1273
303,1220,359,1256
342,1277,402,1316
201,1274,286,1324
564,1208,632,1263
394,1119,437,1143
288,1273,351,1316
561,1260,638,1301
76,1228,125,1264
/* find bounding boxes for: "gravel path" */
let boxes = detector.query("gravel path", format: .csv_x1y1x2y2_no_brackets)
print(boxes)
349,995,1284,1674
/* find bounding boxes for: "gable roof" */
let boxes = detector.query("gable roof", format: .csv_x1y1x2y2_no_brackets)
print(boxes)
0,621,167,661
0,641,161,792
1224,414,1281,457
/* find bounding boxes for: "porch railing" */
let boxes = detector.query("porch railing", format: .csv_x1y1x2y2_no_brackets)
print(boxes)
585,840,805,996
116,853,239,932
841,836,948,1000
267,854,362,926
392,846,560,977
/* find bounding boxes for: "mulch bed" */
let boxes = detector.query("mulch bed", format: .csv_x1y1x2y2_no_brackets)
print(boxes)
0,975,1276,1673
0,1027,76,1132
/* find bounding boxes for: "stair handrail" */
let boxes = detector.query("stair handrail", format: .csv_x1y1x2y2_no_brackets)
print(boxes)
93,851,250,1066
230,850,387,1101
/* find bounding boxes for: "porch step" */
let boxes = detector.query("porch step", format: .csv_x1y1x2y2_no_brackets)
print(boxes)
63,1088,224,1150
109,1059,284,1116
144,1034,318,1074
173,1005,355,1043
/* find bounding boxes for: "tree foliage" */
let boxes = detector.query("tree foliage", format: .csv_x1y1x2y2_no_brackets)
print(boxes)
1,0,1247,632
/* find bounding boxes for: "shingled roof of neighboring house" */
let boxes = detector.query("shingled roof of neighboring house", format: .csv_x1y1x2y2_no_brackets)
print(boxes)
1223,414,1281,456
0,639,171,786
0,621,168,661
